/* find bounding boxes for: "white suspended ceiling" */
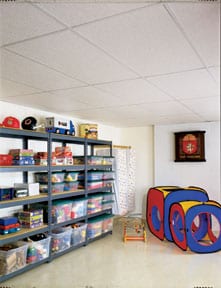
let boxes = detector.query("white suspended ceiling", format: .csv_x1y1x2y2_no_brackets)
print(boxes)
0,1,220,127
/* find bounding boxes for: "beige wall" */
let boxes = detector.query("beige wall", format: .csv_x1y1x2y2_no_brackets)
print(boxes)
119,126,154,216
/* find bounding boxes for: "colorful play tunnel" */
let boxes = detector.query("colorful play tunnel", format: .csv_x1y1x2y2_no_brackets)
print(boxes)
146,186,221,253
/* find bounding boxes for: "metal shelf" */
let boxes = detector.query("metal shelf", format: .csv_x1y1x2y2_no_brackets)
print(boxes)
0,194,48,208
0,127,48,140
0,165,49,172
87,164,112,170
51,216,86,230
51,164,85,172
87,186,112,194
0,257,50,283
87,209,112,219
51,189,85,200
51,241,86,261
87,230,112,244
0,127,114,282
0,224,49,245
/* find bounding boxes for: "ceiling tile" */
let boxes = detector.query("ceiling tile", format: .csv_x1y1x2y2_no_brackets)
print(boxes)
0,78,40,98
0,3,64,46
147,69,219,100
163,113,203,124
7,30,136,84
4,92,93,113
180,97,220,121
74,4,203,76
208,66,220,85
36,3,149,27
96,78,172,105
167,3,220,67
51,86,122,109
139,101,193,116
1,49,84,90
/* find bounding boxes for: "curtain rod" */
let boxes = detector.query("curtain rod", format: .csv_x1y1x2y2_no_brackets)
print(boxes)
95,144,131,149
113,145,131,149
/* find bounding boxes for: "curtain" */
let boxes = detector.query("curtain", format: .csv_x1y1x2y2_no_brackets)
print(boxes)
96,147,136,215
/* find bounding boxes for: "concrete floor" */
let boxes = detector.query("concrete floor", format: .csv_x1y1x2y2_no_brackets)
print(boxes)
2,220,221,288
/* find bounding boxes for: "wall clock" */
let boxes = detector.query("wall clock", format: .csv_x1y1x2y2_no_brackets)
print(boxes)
174,131,206,162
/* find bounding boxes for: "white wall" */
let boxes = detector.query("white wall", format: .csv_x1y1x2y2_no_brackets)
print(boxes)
0,101,154,217
154,122,220,202
119,126,154,216
0,101,121,143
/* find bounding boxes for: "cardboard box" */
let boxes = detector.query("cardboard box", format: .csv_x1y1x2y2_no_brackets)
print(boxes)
17,209,43,228
79,124,98,139
14,183,39,196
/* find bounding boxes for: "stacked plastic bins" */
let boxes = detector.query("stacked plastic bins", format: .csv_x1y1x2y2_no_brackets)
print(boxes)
35,172,65,194
64,172,79,192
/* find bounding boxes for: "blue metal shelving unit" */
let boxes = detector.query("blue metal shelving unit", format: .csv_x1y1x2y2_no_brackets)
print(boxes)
0,127,114,283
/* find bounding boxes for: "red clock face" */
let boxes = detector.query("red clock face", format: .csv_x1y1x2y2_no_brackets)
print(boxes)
182,134,198,155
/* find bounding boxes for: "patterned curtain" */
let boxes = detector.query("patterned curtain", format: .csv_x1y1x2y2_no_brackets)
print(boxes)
96,147,136,215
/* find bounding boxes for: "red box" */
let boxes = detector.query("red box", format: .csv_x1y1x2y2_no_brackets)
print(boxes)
0,154,12,166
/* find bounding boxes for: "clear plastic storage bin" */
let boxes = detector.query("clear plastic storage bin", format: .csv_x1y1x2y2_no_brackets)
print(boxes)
26,236,51,264
64,172,79,182
39,182,64,194
87,217,103,240
64,181,79,192
35,172,65,183
51,228,72,253
87,195,102,215
71,223,87,246
0,241,28,276
71,199,87,219
51,201,72,224
102,215,113,233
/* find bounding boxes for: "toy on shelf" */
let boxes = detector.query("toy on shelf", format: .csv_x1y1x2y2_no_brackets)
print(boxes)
17,209,43,229
0,116,20,129
0,216,20,235
79,123,98,139
0,154,13,166
9,149,35,166
21,116,45,131
45,117,75,136
0,187,14,201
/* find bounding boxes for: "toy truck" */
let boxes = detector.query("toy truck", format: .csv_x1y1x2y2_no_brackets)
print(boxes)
45,117,75,136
